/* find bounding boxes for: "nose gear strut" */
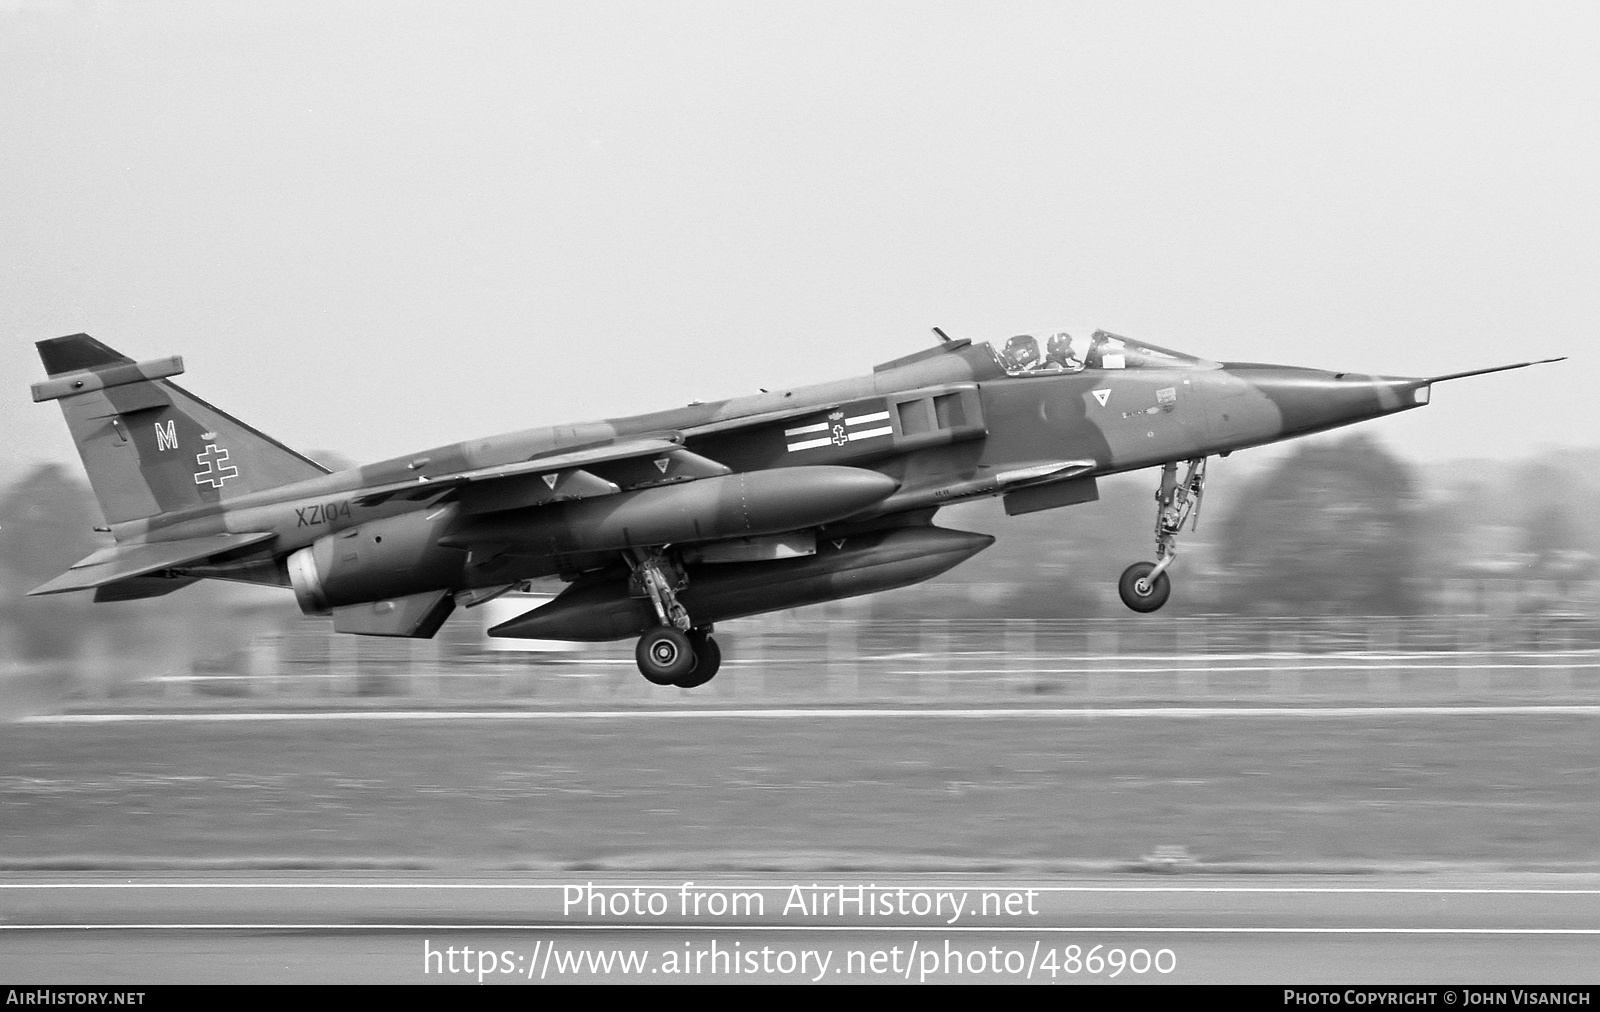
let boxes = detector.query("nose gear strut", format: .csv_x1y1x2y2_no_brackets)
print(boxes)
1118,457,1207,613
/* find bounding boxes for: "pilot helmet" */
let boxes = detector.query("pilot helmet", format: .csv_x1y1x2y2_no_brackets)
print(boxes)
1045,331,1081,368
1003,334,1041,370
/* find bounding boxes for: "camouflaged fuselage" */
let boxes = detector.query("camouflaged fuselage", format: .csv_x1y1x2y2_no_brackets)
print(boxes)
105,340,1429,594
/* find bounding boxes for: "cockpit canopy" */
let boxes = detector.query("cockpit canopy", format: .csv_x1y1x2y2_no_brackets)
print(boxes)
992,329,1218,376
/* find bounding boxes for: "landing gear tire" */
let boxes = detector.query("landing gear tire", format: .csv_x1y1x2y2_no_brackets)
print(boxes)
637,627,696,685
674,631,721,689
1118,561,1171,613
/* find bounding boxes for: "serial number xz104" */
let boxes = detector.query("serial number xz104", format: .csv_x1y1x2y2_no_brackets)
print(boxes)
295,500,352,527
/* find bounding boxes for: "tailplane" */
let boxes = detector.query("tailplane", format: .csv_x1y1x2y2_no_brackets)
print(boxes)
32,334,329,525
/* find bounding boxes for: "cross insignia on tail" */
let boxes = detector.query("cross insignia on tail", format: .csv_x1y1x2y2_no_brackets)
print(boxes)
194,444,239,488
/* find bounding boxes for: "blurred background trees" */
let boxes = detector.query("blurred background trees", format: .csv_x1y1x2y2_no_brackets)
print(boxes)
1216,434,1421,615
2,436,1596,666
0,464,104,658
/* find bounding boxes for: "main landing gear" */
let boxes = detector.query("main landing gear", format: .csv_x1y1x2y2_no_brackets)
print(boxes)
1118,457,1207,614
629,549,723,688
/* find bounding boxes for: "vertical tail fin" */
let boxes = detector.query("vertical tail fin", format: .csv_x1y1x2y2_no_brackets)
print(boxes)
32,334,329,525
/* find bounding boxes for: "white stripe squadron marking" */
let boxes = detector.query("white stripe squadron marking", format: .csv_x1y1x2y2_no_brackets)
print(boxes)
847,426,893,441
844,410,890,426
787,407,895,451
786,436,835,452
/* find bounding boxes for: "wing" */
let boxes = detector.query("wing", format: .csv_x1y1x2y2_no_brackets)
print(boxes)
351,399,878,515
27,531,277,596
351,438,733,514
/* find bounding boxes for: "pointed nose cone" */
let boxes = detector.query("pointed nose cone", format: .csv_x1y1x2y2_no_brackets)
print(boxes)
1225,364,1433,439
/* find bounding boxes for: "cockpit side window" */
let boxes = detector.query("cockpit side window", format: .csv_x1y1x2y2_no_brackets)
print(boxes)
1000,334,1042,373
993,329,1214,375
1090,332,1207,370
999,332,1089,375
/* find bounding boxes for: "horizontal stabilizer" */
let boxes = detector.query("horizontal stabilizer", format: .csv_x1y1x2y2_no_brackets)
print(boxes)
93,575,202,602
27,531,276,596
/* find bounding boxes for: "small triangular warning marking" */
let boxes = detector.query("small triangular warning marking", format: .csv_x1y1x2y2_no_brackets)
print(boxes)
542,473,558,489
653,458,669,473
831,539,846,549
1092,389,1111,407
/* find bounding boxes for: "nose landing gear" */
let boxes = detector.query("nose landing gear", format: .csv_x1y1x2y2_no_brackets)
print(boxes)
1118,457,1207,613
1118,560,1171,613
628,548,723,687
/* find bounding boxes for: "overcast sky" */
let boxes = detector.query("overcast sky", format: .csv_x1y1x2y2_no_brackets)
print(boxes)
2,1,1594,477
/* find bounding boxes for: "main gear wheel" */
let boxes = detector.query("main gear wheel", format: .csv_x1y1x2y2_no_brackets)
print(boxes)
636,626,696,685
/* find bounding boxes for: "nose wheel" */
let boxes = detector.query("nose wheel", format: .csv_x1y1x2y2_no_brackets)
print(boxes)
1118,458,1206,613
1118,561,1172,613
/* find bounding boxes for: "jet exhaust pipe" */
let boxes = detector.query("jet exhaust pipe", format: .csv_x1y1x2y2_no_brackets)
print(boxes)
287,505,467,614
489,525,995,641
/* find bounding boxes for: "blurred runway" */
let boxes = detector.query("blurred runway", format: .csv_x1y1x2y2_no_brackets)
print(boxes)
19,704,1600,722
25,611,1597,711
4,704,1596,871
2,871,1597,983
5,663,1598,984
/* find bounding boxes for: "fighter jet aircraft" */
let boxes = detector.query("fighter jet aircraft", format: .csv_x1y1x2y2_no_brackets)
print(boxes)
27,329,1560,688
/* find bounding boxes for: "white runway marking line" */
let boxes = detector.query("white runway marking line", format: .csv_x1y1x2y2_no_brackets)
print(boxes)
21,705,1600,723
4,924,1599,934
920,662,1600,674
903,651,1600,662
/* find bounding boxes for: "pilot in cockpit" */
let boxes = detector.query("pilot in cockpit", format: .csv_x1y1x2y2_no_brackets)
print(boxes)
1045,331,1088,372
1001,334,1043,373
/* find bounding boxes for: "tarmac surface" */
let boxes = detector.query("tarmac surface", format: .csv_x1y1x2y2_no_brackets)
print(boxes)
3,697,1598,984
